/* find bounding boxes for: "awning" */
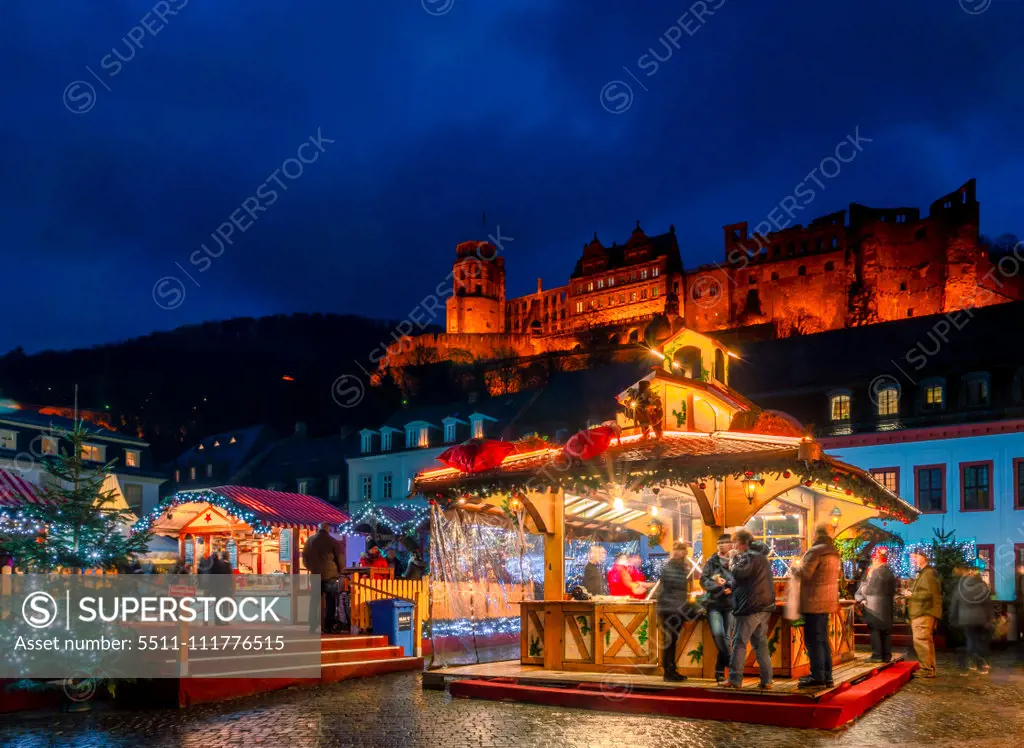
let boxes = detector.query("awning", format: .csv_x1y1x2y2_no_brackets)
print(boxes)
0,469,45,507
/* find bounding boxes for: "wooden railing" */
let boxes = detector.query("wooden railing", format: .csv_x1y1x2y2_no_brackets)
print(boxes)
348,574,532,633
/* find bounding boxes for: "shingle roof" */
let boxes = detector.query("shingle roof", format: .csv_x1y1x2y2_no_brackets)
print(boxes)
0,410,147,444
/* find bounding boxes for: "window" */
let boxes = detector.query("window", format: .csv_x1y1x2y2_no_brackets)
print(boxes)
124,449,141,468
381,473,393,500
174,469,181,483
797,265,806,276
630,291,637,302
189,466,197,481
899,282,907,292
360,474,372,501
297,479,310,494
1015,458,1024,510
405,427,416,449
608,276,615,286
771,272,779,281
976,544,995,591
0,429,17,450
915,465,945,513
640,269,648,280
830,394,851,422
652,286,659,297
229,436,237,444
205,463,213,478
81,443,105,462
123,483,143,512
328,475,340,500
597,279,604,289
361,432,372,453
381,430,392,452
576,302,583,313
444,421,457,443
876,386,899,417
870,468,900,494
960,461,992,512
924,382,944,409
587,282,593,292
38,435,58,455
472,419,484,439
651,268,658,277
963,373,990,407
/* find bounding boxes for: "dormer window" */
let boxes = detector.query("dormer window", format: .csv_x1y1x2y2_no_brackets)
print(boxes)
922,378,945,411
80,443,105,462
962,372,990,407
213,440,220,447
444,421,457,444
125,449,141,468
875,384,899,417
361,431,373,454
229,436,237,444
829,392,851,422
381,430,392,452
418,427,429,447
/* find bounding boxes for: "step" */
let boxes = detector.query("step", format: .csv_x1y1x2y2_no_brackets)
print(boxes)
855,634,914,647
320,655,423,683
321,645,405,665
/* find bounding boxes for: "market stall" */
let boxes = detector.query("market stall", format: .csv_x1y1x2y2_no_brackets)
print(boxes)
413,328,918,680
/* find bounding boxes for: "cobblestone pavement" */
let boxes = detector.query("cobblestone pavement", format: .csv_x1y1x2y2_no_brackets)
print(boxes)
2,652,1023,748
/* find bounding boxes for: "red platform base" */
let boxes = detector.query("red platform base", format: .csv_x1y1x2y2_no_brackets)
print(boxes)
448,661,919,730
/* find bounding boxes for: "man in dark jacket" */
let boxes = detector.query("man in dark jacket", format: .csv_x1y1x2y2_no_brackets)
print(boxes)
722,529,775,689
582,545,609,596
657,541,693,682
795,524,842,688
855,548,896,662
302,523,344,634
700,534,736,682
950,565,993,674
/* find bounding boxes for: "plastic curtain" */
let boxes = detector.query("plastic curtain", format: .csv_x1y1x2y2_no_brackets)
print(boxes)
427,504,543,667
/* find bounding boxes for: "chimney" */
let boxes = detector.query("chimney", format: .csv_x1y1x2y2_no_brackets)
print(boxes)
537,278,543,294
294,421,307,438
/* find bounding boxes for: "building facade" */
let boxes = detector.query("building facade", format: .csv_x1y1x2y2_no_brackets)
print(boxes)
163,424,278,498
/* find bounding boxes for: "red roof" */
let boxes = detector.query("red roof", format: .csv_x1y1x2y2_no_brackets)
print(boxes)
0,469,45,508
212,486,349,529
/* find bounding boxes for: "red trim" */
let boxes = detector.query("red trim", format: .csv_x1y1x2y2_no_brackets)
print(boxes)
959,460,994,513
914,464,946,514
1014,458,1024,510
869,467,900,494
820,418,1024,449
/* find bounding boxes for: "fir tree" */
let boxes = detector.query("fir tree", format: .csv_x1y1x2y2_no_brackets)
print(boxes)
0,421,151,571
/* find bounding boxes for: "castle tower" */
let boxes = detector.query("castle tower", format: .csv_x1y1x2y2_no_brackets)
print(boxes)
446,241,506,333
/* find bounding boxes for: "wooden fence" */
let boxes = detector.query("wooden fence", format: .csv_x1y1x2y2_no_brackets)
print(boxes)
347,574,531,632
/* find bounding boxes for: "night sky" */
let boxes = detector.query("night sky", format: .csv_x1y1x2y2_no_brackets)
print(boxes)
3,0,1022,352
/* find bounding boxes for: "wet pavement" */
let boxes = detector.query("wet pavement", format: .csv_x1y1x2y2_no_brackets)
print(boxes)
2,652,1022,747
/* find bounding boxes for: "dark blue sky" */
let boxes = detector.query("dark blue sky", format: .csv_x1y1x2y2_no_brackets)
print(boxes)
3,0,1022,352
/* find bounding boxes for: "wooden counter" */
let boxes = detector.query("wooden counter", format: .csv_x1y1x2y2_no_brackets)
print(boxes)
520,599,856,679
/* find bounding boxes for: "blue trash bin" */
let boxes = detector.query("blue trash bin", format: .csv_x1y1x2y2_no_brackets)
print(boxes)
367,598,415,656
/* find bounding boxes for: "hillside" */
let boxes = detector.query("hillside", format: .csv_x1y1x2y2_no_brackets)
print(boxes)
0,314,421,461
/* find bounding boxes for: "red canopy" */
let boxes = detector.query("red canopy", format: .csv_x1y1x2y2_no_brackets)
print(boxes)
0,469,45,508
213,486,349,530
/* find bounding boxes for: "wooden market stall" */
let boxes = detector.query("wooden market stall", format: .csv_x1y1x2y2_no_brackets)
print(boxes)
136,486,350,624
413,327,920,683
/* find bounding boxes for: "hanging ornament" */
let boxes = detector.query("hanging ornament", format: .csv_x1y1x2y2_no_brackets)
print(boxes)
698,482,707,490
804,479,813,487
832,476,841,484
744,471,755,479
783,471,791,479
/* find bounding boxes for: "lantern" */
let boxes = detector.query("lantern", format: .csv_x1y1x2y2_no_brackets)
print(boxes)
829,506,843,530
743,474,760,504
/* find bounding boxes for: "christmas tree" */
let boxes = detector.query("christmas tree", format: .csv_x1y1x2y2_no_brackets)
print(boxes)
0,421,151,571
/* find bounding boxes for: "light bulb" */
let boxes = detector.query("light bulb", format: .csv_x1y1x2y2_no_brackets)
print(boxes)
613,497,624,511
651,505,659,516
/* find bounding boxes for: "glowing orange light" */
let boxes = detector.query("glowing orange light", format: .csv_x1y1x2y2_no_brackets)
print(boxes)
282,375,295,381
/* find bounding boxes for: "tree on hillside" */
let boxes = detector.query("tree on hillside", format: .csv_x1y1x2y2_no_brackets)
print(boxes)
0,422,151,572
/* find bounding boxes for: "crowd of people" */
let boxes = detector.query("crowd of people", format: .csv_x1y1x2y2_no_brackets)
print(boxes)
583,522,997,687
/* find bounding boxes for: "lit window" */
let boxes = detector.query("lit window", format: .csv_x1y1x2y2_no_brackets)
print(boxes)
0,430,17,450
360,474,372,501
576,302,583,313
608,276,615,286
229,436,237,444
830,394,851,422
40,436,58,455
630,291,637,302
444,422,457,443
871,469,899,493
418,427,429,448
876,387,898,417
652,286,659,297
597,279,604,289
328,475,340,500
381,431,392,451
641,269,648,279
189,466,197,481
198,444,204,451
472,419,484,439
381,473,393,500
652,268,659,277
125,449,141,468
81,443,105,462
205,463,213,478
587,282,594,292
213,441,220,447
174,469,181,482
977,545,994,590
924,384,944,409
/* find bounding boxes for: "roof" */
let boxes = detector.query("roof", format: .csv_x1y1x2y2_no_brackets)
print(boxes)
168,424,276,471
340,504,430,535
0,469,44,508
377,391,541,440
243,431,357,484
150,485,349,532
0,409,148,445
570,228,683,278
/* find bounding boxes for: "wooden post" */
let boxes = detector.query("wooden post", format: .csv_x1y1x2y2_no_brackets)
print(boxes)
541,489,565,602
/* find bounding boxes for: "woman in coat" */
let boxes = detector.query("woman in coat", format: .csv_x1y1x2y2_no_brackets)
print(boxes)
855,548,897,662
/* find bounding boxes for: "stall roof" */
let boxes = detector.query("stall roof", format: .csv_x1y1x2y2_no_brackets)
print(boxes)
152,485,350,532
0,469,44,507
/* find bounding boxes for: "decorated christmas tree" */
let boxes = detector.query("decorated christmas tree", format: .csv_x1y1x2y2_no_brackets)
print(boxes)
0,421,151,572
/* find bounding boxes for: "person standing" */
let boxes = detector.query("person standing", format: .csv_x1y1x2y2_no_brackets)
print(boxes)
302,523,344,634
657,541,694,682
855,548,897,663
794,524,841,688
404,550,427,581
582,545,609,596
700,534,736,683
721,529,775,690
608,554,650,598
950,564,993,674
906,549,942,678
